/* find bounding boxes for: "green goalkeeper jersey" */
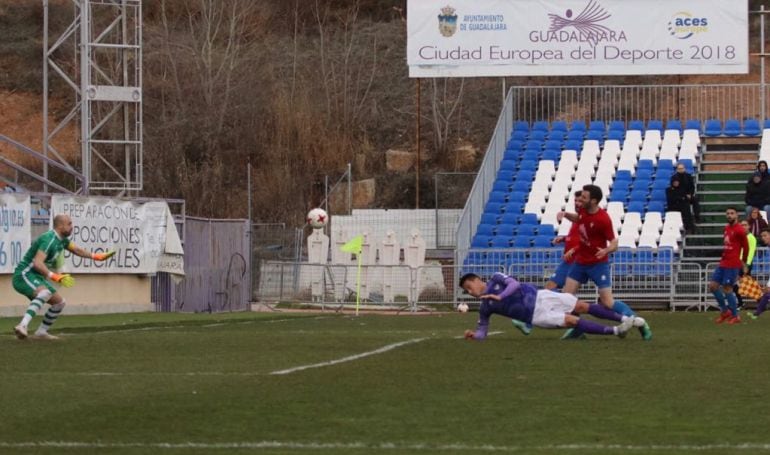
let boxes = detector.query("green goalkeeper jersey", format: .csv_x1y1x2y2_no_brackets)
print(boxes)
14,230,71,276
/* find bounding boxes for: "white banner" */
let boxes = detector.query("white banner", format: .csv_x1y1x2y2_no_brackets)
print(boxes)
51,195,184,275
408,0,748,77
0,194,31,274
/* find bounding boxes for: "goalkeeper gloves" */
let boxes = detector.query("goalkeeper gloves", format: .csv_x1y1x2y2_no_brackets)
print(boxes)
49,272,75,288
92,250,116,261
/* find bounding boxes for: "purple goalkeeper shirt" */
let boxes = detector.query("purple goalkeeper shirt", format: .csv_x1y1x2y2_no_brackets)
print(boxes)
473,272,538,340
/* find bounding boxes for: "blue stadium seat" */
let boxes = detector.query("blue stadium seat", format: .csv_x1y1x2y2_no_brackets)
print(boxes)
496,224,517,236
647,200,665,213
613,249,634,275
533,236,554,248
631,179,651,191
569,121,587,132
608,120,626,132
744,119,761,136
472,235,492,248
609,189,628,202
518,161,537,171
514,121,529,132
500,160,518,171
627,201,645,213
723,119,741,137
515,170,535,182
656,248,674,275
513,236,533,248
541,149,560,162
647,119,664,132
532,121,549,132
635,169,653,181
512,181,530,193
508,139,524,150
607,130,624,141
545,140,562,150
586,130,605,144
511,131,528,142
537,224,556,237
685,119,702,132
522,150,540,162
655,168,674,180
500,212,521,224
637,160,655,171
485,202,503,214
515,225,537,237
551,121,568,132
520,213,539,225
493,180,511,192
612,181,632,193
658,159,675,170
491,236,514,248
628,120,644,131
634,248,655,276
501,203,523,216
503,150,521,161
704,119,722,136
563,139,582,151
498,170,514,181
629,190,648,202
615,170,633,182
529,130,548,141
502,204,524,217
477,224,495,236
508,191,527,203
546,130,566,142
665,119,683,133
589,121,606,133
481,213,499,225
567,130,585,141
489,191,508,203
525,140,543,150
651,179,670,191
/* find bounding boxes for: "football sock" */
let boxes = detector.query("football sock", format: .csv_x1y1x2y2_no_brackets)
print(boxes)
756,293,770,316
576,319,614,335
612,300,636,317
587,303,623,322
712,289,727,312
725,292,738,316
36,301,65,334
20,290,52,328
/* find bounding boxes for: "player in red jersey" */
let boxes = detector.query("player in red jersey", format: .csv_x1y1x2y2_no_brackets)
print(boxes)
710,207,749,324
546,190,583,290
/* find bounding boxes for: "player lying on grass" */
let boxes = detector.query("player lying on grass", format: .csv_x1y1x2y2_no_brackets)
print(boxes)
12,214,115,340
459,272,645,340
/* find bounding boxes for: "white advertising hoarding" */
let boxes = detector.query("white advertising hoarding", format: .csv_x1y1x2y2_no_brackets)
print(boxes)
50,195,184,276
408,0,748,77
0,194,31,274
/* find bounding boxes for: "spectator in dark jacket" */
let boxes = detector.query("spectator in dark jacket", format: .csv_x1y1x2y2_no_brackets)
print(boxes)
675,162,699,222
755,161,770,182
748,207,769,237
667,175,695,233
745,172,770,217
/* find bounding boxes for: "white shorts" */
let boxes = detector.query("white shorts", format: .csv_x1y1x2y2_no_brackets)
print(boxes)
532,290,578,328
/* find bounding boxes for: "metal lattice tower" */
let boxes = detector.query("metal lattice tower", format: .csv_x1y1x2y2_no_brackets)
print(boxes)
43,0,142,195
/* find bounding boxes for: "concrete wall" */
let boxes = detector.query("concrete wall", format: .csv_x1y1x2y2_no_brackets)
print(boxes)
0,274,152,317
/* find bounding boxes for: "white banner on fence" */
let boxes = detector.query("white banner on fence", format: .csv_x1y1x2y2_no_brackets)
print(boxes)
407,0,748,77
0,193,31,274
51,195,184,275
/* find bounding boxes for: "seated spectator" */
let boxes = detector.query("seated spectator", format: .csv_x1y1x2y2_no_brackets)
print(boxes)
667,175,695,234
756,160,770,181
745,172,770,217
748,207,768,237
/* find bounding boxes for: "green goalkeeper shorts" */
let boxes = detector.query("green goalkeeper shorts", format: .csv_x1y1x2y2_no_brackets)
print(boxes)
12,272,56,299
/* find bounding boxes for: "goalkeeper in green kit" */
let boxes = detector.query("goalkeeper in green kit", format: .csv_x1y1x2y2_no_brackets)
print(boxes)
12,214,114,340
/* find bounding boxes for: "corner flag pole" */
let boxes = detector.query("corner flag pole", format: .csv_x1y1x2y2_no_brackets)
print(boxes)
340,235,364,316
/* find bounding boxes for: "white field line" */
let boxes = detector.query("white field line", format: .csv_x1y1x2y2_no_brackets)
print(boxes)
2,441,770,452
268,337,427,375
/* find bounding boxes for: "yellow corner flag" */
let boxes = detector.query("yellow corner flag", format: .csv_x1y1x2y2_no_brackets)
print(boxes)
341,235,364,255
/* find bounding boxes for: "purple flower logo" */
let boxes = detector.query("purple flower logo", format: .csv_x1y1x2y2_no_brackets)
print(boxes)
548,0,613,47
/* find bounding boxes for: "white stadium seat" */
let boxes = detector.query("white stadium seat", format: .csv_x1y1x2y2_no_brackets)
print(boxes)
662,129,681,147
643,129,662,148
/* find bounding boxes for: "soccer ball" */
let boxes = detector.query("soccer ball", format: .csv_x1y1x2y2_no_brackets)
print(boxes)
306,208,329,229
457,303,469,313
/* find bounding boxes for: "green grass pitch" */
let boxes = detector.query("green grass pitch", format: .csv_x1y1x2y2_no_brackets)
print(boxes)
1,310,770,455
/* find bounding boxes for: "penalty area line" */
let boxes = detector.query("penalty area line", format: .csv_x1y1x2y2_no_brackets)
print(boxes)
2,441,770,452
